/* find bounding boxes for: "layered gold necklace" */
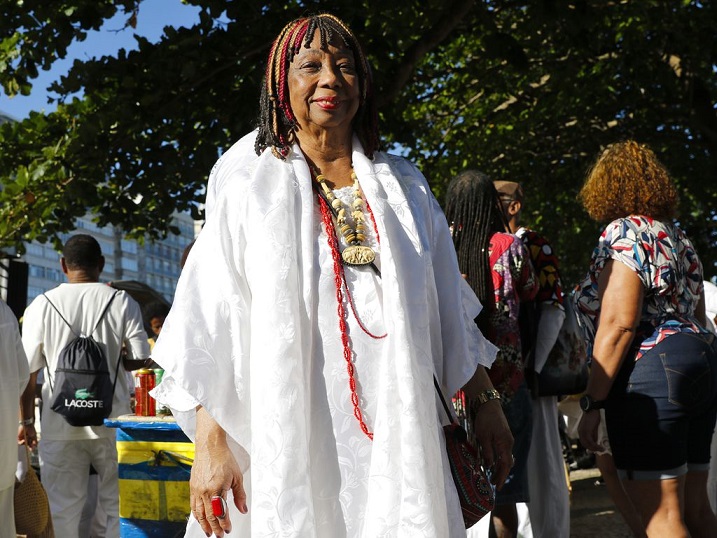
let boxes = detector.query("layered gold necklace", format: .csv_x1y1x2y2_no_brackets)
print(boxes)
315,170,377,267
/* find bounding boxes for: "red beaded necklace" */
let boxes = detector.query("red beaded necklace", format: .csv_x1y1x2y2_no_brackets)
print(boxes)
317,183,386,440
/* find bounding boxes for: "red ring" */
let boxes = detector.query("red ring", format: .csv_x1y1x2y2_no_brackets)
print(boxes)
211,496,227,519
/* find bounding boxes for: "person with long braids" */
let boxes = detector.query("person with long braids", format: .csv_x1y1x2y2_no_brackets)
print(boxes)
150,14,513,538
444,171,537,538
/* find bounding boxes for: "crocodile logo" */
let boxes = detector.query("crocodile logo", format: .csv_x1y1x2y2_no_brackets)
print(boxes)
75,388,95,400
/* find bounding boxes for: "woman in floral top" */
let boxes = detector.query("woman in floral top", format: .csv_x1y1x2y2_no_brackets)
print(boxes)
575,141,717,537
445,170,537,538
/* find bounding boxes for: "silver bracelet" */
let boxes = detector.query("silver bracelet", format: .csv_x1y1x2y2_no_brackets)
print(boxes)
19,418,35,426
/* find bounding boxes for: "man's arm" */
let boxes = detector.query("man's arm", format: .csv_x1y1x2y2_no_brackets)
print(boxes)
18,370,39,448
123,356,156,371
119,292,153,371
19,298,45,448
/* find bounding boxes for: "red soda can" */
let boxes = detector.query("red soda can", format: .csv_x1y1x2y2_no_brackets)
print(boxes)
134,368,156,416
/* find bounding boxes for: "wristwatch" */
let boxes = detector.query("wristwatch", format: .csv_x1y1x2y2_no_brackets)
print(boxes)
579,394,606,412
19,417,35,426
476,389,501,406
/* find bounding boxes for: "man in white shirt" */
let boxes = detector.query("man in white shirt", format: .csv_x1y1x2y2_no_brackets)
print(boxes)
20,234,150,538
0,299,29,538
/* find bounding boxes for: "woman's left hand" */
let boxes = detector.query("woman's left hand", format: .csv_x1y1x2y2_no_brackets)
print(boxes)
473,400,514,490
578,410,603,453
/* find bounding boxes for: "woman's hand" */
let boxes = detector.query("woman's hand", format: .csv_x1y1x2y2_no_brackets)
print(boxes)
578,410,603,453
462,366,514,489
473,400,514,490
191,407,247,537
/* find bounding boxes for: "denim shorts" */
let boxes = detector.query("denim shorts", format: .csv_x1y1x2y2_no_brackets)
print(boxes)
495,383,532,504
605,332,717,480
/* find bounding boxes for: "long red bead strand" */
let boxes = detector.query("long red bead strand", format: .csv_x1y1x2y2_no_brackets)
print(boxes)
319,194,375,440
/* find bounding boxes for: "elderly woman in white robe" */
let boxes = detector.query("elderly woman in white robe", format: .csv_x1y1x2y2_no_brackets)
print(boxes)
151,14,513,538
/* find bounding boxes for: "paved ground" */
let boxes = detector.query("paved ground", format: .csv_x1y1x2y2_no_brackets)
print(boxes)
569,468,635,537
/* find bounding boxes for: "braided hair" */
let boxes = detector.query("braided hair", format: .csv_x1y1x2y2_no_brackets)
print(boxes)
255,14,380,159
444,170,510,334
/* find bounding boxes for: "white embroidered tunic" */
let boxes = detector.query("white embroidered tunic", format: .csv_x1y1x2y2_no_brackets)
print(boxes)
152,131,497,537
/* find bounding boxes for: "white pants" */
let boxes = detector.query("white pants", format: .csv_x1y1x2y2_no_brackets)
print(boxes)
526,396,570,537
0,485,15,538
80,472,108,537
39,438,119,538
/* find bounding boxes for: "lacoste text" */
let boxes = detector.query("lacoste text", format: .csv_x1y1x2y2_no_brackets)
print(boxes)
64,399,104,408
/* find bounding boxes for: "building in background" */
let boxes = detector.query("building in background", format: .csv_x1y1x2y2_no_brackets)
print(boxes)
22,212,198,304
0,109,200,313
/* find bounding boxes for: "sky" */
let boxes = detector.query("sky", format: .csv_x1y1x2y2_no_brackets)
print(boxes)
0,0,202,120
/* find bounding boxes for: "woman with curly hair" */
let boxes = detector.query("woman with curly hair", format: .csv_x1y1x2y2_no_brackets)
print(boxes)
575,140,717,537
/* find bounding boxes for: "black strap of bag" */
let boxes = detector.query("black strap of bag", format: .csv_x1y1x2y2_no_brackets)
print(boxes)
42,291,122,396
433,375,457,423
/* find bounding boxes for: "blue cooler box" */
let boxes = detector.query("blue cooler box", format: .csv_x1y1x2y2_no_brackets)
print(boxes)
105,415,194,537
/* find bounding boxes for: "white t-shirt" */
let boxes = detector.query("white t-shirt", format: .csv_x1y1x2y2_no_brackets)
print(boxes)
22,282,150,441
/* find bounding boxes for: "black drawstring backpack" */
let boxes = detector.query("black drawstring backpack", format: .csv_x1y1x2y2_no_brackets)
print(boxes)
43,291,121,427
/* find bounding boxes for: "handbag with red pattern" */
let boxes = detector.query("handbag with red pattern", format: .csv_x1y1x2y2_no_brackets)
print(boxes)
434,376,496,528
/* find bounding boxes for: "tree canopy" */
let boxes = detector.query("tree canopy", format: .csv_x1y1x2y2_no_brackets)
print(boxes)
1,0,716,285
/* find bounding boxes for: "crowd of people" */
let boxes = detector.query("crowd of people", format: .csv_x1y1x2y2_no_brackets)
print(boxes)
3,12,717,538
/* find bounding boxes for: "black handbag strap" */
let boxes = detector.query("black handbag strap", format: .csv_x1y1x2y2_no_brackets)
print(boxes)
433,375,458,425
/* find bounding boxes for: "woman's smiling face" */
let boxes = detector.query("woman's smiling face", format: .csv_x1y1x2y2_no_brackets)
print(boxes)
287,30,360,138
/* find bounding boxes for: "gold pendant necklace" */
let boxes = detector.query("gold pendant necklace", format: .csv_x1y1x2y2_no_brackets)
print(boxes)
315,170,376,267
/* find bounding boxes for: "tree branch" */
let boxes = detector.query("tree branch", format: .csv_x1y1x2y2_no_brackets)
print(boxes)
377,0,476,108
